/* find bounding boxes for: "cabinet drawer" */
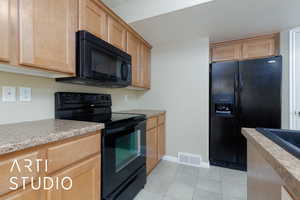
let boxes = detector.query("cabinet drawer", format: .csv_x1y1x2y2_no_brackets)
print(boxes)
147,117,157,130
47,133,100,174
158,114,165,125
0,151,41,196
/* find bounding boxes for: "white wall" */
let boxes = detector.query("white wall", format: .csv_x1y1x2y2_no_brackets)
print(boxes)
280,30,290,129
137,37,210,162
0,72,141,125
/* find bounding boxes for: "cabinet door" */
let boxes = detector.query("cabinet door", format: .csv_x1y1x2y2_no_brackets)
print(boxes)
242,38,276,59
0,0,10,62
108,16,126,51
79,0,107,41
211,43,242,62
126,32,141,87
46,155,100,200
18,0,77,74
157,124,166,161
0,188,45,200
146,128,158,174
141,43,151,89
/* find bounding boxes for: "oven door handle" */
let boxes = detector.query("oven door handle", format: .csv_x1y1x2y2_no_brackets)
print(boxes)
105,126,135,135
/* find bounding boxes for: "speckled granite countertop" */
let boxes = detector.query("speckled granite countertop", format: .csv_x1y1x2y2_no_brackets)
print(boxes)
242,128,300,198
116,109,166,118
0,119,104,156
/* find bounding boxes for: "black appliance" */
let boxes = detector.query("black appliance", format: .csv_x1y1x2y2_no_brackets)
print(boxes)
209,56,282,171
55,92,146,200
56,31,132,88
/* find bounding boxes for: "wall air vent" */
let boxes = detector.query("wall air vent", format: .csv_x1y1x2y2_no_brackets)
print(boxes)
178,152,202,167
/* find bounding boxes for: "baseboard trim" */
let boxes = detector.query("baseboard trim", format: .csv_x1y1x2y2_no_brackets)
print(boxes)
162,155,210,168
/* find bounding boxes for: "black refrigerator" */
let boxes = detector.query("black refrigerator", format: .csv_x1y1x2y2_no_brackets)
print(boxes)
209,56,282,171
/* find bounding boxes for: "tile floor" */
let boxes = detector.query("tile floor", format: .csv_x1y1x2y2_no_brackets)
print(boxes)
135,161,247,200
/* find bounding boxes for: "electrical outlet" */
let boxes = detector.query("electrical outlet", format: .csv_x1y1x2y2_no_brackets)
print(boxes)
20,87,32,102
2,86,16,102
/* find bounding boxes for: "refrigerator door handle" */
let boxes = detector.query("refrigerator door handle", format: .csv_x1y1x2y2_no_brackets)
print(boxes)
239,71,244,91
234,72,239,115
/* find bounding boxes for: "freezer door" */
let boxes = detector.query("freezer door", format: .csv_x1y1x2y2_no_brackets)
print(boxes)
210,61,241,167
239,56,282,129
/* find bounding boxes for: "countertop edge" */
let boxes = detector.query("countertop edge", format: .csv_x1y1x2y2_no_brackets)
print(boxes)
0,120,104,156
242,128,300,198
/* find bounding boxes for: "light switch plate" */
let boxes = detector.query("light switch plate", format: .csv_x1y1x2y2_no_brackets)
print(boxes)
19,87,31,102
2,86,16,102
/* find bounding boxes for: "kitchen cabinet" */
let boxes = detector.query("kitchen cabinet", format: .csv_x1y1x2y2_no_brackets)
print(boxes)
210,33,279,63
146,127,158,174
108,16,127,51
46,155,100,200
141,43,151,89
146,112,166,174
157,124,166,161
0,187,45,200
79,0,108,41
18,0,77,74
211,43,242,62
242,37,277,59
126,32,151,89
0,0,10,63
127,31,141,87
0,131,101,200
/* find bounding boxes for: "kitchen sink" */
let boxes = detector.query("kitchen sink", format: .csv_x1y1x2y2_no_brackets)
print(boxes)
256,128,300,159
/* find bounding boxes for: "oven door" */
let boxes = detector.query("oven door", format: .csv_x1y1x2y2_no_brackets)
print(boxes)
102,120,146,198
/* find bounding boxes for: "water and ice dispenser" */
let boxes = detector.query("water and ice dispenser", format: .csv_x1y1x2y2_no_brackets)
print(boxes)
212,95,235,116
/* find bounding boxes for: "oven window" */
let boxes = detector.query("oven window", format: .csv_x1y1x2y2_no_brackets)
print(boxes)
115,130,141,172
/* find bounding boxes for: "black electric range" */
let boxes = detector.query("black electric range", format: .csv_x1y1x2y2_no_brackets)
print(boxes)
55,92,147,200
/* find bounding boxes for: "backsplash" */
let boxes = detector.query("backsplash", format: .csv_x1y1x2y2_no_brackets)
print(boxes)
0,72,142,125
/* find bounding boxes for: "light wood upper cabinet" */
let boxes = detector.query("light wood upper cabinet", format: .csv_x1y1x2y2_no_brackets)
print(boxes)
0,0,10,63
108,16,127,51
46,155,100,200
210,33,279,62
141,43,151,89
242,37,276,59
79,0,108,41
127,31,141,87
18,0,77,74
211,43,242,62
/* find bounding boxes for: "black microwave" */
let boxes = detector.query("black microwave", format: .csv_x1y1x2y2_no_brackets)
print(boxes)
57,31,132,88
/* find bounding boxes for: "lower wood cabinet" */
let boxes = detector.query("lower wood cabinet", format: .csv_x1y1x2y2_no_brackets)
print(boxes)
146,127,158,174
146,113,166,174
46,155,100,200
0,132,101,200
0,187,45,200
157,124,166,161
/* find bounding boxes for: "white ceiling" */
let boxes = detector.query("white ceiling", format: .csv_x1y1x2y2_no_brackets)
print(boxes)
102,0,213,23
128,0,300,45
101,0,129,8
